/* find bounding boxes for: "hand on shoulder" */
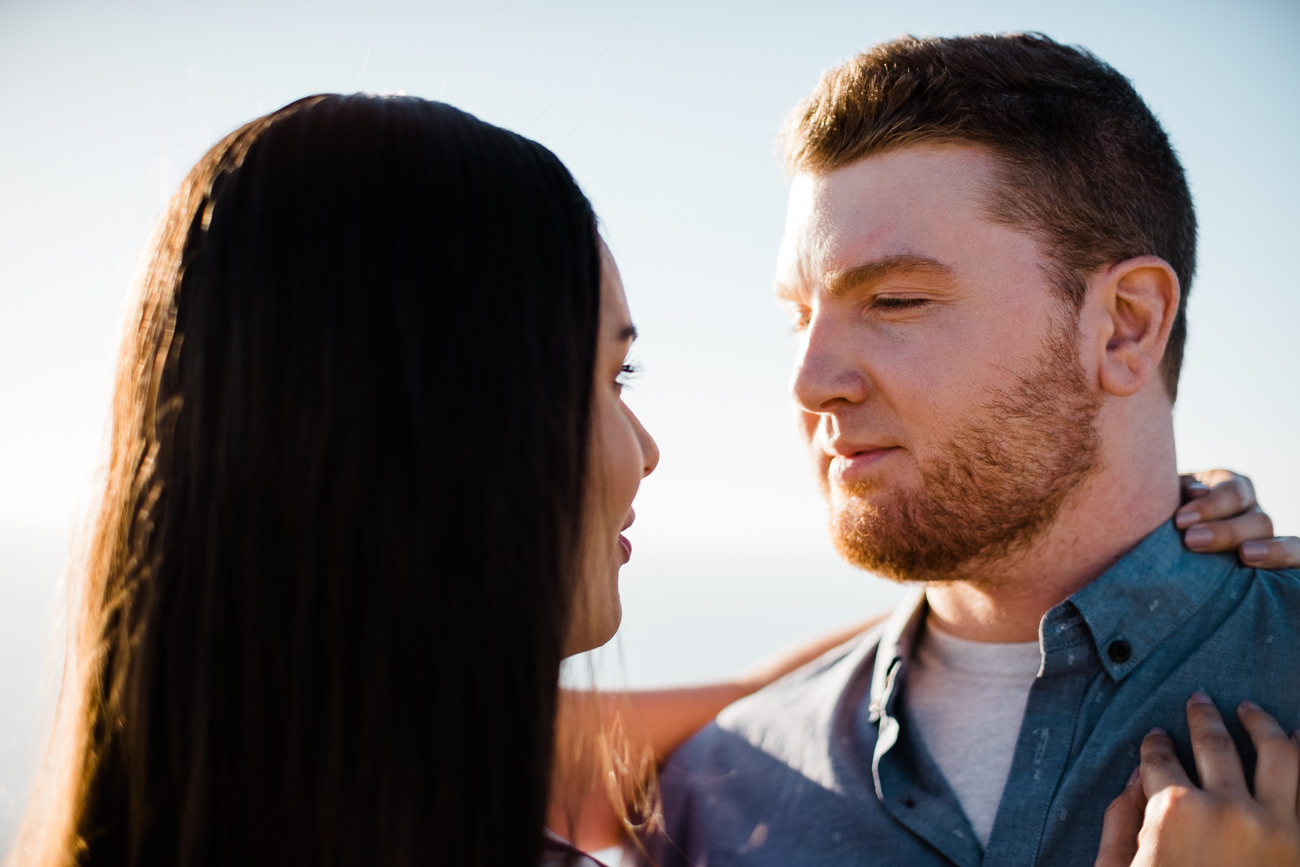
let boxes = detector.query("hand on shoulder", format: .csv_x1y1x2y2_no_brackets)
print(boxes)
1096,693,1300,866
1176,470,1300,569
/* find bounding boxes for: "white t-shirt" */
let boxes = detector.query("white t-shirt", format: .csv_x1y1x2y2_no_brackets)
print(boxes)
902,617,1041,847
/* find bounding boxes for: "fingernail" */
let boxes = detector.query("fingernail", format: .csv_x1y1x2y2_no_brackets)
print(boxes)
1184,527,1213,548
1175,509,1200,529
1239,699,1261,712
1147,726,1167,736
1127,766,1141,785
1241,542,1268,563
1189,690,1212,704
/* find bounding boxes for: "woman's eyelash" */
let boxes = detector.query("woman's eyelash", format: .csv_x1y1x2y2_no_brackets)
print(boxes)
617,361,642,385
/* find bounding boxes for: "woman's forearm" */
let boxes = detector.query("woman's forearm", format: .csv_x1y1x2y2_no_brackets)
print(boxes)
552,615,883,851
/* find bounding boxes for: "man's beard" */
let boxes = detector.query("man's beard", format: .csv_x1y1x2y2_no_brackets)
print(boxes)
828,316,1102,584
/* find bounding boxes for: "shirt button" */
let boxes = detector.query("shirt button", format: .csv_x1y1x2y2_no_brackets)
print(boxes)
1108,639,1132,664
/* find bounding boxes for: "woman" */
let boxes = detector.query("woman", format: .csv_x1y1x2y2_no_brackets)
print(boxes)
7,92,1293,867
13,93,644,867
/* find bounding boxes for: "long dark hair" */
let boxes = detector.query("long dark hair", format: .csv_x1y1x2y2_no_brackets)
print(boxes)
13,94,600,866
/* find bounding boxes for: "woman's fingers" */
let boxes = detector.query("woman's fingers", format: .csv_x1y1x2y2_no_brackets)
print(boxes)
1174,470,1287,563
1236,701,1300,824
1095,768,1145,867
1239,536,1300,570
1184,693,1250,800
1181,506,1274,553
1119,697,1300,866
1294,732,1300,821
1177,473,1212,502
1139,727,1192,795
1176,470,1254,524
1174,470,1300,568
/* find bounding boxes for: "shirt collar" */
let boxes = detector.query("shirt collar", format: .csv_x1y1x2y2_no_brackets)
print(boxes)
1056,519,1234,680
868,520,1234,695
868,586,927,722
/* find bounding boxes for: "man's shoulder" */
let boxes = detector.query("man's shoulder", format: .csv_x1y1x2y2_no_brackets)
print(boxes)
1226,562,1300,625
1078,523,1300,639
726,625,878,724
1241,563,1300,592
667,624,883,786
1184,549,1300,615
648,626,892,866
1091,545,1300,723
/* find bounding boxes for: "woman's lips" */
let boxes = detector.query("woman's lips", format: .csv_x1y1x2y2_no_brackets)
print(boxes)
618,511,635,562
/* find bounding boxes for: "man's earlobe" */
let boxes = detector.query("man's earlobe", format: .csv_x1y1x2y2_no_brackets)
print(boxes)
1097,256,1180,398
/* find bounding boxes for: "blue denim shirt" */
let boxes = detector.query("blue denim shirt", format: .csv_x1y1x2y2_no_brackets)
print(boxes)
646,521,1300,866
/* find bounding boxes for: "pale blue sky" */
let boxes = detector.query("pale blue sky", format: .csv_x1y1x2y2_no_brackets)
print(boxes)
1,0,1297,846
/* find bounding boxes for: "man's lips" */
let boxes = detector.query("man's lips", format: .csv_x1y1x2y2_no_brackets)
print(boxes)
827,445,901,483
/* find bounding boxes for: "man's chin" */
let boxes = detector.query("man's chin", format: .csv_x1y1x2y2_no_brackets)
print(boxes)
828,494,943,582
827,486,1036,584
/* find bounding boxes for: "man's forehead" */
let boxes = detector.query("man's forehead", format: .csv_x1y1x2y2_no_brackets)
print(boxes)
782,170,844,240
774,172,835,289
775,169,891,297
775,145,1010,285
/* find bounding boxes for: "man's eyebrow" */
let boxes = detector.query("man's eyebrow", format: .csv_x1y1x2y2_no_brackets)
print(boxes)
824,255,955,299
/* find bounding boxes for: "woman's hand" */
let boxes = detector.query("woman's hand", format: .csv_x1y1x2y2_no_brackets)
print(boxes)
1096,693,1300,866
1177,470,1300,569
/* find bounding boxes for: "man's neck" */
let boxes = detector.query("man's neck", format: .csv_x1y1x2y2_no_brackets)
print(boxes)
923,429,1179,643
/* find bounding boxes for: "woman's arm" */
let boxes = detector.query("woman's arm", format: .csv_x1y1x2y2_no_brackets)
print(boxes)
587,614,884,764
1095,695,1300,866
551,616,883,851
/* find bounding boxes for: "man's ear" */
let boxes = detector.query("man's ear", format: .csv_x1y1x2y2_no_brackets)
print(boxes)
1092,256,1180,398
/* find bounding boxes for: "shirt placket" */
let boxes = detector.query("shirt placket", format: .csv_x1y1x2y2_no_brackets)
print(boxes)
870,655,985,866
981,608,1096,866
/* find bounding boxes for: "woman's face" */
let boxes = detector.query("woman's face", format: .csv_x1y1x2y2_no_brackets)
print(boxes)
564,242,659,657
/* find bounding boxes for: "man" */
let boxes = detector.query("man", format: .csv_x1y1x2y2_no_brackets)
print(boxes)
646,33,1300,866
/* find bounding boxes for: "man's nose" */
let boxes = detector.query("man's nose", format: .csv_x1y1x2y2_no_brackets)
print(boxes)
789,310,871,414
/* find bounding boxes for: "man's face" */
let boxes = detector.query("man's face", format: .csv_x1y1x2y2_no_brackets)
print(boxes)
775,143,1102,583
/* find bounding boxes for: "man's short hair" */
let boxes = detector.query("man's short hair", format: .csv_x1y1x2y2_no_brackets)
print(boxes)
783,33,1196,400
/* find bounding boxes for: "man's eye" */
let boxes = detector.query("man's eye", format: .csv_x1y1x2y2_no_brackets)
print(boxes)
874,297,929,311
789,308,812,333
